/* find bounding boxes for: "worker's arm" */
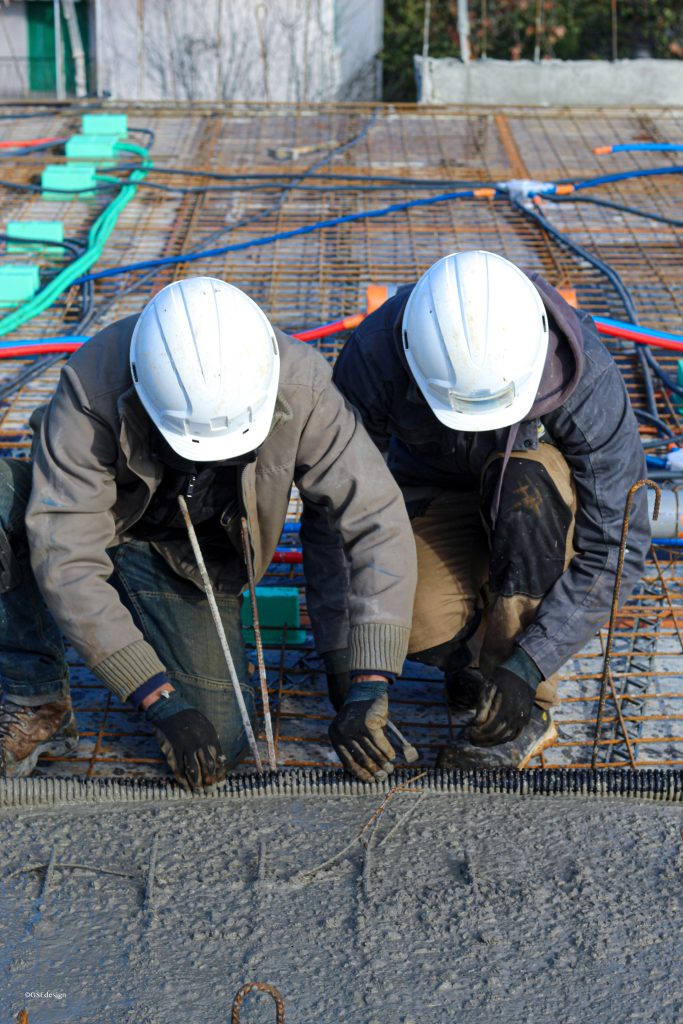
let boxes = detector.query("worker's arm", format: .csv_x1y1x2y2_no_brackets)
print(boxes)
300,317,396,670
296,349,415,681
25,366,168,704
517,320,651,679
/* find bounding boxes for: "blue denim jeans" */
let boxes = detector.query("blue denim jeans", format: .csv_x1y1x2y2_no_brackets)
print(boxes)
0,458,255,767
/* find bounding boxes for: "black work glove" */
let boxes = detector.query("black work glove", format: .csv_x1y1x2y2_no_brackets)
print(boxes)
467,666,534,747
329,680,396,784
145,691,227,791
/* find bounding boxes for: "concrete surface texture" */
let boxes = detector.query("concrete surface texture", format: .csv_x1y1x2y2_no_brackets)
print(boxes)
415,57,683,107
1,791,682,1023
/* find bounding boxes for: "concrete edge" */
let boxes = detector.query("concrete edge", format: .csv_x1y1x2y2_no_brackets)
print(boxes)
1,767,681,809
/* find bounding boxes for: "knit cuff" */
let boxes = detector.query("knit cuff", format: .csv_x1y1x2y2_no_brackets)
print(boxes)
502,645,544,691
348,623,410,677
92,640,166,702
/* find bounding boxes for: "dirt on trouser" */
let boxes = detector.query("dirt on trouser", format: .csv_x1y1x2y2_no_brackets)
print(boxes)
1,791,681,1024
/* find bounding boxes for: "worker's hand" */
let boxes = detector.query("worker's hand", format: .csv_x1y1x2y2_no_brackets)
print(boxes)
326,670,351,713
329,678,396,783
145,690,227,791
467,666,534,746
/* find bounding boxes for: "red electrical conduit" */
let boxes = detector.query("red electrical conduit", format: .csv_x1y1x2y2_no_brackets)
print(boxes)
0,137,64,147
3,313,683,360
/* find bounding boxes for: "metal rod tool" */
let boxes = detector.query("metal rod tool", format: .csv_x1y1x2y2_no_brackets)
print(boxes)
178,495,263,773
240,516,277,771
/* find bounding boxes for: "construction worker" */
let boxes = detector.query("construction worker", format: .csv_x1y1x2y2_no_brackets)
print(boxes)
303,250,650,770
0,277,416,789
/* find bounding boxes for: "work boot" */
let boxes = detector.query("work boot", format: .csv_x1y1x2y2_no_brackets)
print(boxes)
444,666,486,712
0,697,78,777
435,705,557,771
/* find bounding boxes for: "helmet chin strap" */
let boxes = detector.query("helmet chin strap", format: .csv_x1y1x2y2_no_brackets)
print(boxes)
490,421,521,529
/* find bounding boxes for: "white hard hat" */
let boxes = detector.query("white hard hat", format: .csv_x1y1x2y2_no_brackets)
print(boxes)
130,277,280,461
402,251,549,432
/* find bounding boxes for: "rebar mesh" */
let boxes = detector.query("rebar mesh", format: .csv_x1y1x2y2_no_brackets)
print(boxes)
1,101,683,777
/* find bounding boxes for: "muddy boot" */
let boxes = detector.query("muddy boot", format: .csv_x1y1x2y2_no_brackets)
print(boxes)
0,697,78,777
436,705,557,771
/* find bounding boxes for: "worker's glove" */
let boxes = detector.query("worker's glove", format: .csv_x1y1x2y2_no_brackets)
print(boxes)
467,666,534,747
145,690,227,791
329,679,396,784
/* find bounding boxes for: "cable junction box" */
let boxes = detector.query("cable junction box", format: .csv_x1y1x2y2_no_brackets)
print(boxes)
5,220,65,253
41,164,98,199
0,265,40,307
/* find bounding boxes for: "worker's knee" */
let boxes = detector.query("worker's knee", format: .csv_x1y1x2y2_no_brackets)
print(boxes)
482,454,573,599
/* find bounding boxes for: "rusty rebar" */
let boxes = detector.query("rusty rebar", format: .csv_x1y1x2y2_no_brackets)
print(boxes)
16,1011,28,1024
592,479,661,768
231,982,285,1024
240,516,277,770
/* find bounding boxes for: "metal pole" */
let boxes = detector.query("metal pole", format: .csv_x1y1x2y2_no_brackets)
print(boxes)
240,516,277,771
53,0,65,101
534,0,542,62
420,0,431,101
177,495,264,773
457,0,470,63
611,0,618,61
61,0,87,97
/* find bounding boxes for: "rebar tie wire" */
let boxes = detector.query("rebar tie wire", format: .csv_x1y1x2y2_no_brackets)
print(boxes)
592,480,661,769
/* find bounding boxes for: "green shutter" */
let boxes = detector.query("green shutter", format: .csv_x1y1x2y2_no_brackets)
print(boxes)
27,1,90,95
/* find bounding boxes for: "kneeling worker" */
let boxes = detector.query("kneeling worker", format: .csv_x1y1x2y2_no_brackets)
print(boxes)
303,250,650,770
0,277,416,788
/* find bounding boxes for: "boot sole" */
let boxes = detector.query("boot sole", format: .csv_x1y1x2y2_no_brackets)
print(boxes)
3,714,79,778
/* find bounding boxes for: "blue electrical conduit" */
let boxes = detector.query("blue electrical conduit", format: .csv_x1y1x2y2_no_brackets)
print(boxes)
71,188,493,285
70,164,683,288
601,144,683,154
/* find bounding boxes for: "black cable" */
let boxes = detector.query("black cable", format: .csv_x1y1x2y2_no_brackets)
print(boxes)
545,193,683,229
127,126,155,149
509,195,666,429
0,178,118,195
93,177,476,195
534,196,683,405
111,163,483,188
0,102,103,121
633,409,675,437
78,106,385,332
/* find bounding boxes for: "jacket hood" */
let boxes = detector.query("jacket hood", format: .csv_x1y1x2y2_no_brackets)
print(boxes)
525,273,584,419
392,273,585,422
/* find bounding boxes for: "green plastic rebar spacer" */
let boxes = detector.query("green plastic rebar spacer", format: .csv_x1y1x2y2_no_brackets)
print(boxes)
81,113,128,137
6,220,65,253
41,163,98,199
0,265,40,307
241,586,307,646
65,134,120,161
